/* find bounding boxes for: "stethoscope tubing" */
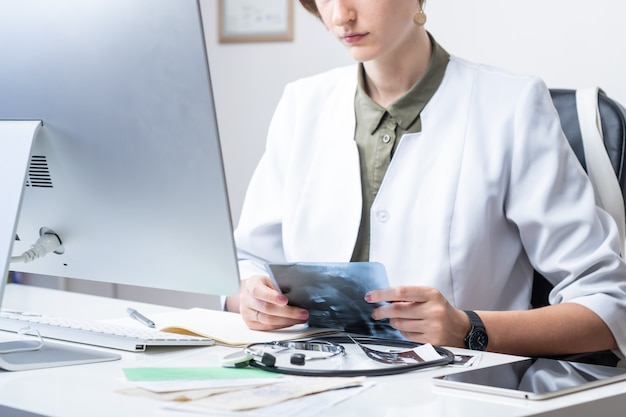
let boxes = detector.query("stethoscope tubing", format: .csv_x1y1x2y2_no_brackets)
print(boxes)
245,335,455,377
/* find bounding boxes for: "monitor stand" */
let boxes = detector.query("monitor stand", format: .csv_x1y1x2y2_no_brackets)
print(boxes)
0,121,120,371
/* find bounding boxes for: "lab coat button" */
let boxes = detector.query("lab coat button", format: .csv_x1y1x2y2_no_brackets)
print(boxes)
377,210,389,222
382,134,391,143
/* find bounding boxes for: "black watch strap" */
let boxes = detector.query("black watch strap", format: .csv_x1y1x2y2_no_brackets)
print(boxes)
463,310,488,351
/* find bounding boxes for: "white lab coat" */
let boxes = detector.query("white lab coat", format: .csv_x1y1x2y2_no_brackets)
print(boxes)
235,56,626,355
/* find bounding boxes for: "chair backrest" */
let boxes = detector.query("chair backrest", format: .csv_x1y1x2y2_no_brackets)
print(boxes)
531,89,626,308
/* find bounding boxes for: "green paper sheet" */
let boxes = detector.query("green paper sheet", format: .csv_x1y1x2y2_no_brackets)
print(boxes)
123,366,281,381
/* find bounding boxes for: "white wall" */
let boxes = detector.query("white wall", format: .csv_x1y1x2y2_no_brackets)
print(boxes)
201,0,351,224
426,1,626,101
202,0,626,225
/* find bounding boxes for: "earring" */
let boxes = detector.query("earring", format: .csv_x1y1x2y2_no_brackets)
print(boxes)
413,2,427,26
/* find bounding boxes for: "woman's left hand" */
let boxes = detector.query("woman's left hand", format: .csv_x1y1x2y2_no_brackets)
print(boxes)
365,286,470,347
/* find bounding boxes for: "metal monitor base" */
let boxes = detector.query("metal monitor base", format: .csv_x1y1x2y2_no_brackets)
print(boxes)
0,339,120,371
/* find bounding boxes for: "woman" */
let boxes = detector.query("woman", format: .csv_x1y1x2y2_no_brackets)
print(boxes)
227,0,626,358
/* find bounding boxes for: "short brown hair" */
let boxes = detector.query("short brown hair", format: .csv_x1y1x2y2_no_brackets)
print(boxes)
299,0,320,19
299,0,426,19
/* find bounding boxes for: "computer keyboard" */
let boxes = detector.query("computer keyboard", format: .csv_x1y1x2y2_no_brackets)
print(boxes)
0,309,215,352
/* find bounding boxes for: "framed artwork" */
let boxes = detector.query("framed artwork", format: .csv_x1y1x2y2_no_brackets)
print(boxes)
218,0,294,43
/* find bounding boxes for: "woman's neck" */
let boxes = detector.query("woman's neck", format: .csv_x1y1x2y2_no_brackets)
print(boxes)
363,30,432,108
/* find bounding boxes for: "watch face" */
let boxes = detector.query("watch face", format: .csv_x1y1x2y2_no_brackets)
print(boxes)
468,330,488,351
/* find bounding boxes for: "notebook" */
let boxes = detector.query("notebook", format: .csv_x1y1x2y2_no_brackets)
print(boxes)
103,308,340,347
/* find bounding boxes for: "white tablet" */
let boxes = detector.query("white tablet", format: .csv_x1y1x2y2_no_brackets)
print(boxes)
433,358,626,400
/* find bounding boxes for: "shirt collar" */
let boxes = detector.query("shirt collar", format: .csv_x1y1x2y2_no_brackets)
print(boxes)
356,33,450,134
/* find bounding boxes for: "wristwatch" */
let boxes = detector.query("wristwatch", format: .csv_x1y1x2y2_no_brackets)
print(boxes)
463,310,488,351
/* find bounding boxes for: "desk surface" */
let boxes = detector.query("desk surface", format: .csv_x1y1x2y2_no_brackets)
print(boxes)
0,283,624,417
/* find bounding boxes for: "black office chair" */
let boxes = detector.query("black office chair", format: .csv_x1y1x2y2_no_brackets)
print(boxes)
531,89,626,309
529,89,626,366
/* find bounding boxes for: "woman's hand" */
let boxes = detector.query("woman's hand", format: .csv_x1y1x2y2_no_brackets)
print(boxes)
227,275,309,331
366,286,470,347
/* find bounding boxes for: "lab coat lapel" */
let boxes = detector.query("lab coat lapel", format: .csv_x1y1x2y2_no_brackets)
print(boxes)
285,76,362,261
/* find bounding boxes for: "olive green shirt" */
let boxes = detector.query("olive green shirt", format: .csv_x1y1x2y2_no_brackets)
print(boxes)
351,38,450,262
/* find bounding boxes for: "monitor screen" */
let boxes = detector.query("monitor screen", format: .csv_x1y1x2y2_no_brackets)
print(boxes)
0,0,240,301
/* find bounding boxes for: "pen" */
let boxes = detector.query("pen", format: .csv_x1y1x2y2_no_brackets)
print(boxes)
126,307,156,329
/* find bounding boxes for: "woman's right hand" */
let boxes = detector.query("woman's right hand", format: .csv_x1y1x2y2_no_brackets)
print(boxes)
226,274,309,330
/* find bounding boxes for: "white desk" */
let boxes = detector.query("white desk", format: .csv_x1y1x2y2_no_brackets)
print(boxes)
0,283,624,417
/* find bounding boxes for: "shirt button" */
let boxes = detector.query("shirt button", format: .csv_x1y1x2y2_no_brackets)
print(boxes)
377,210,389,222
382,134,391,143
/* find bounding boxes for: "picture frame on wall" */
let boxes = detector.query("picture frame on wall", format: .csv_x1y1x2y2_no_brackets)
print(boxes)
218,0,294,43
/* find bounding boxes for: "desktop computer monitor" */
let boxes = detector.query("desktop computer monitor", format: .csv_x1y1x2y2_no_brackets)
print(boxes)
0,0,240,303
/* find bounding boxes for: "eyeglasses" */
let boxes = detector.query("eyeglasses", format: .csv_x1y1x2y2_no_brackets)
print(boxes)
0,327,44,355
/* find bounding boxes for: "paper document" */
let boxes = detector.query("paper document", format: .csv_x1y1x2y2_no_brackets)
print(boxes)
164,380,374,417
169,376,366,411
123,366,281,382
119,366,283,401
119,368,369,414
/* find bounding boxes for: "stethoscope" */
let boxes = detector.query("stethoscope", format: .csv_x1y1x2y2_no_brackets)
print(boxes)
221,335,455,377
222,339,345,367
